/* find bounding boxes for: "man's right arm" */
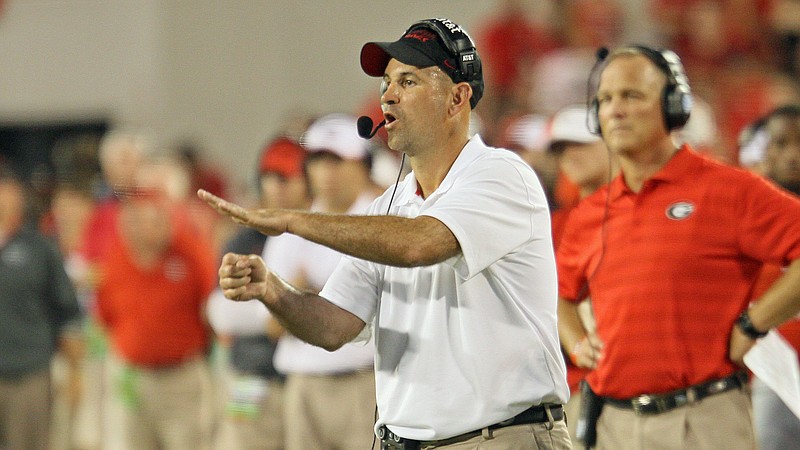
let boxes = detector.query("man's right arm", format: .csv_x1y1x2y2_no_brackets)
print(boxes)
558,297,603,369
198,189,460,268
218,252,365,351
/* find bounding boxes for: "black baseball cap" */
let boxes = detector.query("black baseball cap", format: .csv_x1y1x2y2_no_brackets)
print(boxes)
360,25,460,83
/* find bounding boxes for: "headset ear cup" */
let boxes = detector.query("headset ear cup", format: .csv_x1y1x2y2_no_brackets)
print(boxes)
665,87,691,131
663,85,691,131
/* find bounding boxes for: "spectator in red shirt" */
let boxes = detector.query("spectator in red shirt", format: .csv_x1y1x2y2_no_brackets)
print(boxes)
474,0,560,123
557,46,800,449
95,160,218,450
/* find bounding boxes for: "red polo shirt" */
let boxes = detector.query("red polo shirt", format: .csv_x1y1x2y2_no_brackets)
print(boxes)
557,145,800,399
96,218,217,367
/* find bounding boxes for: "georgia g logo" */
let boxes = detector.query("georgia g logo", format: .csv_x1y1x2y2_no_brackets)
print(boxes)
666,201,695,220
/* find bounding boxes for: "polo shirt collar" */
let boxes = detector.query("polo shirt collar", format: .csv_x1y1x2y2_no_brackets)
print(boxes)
608,144,698,199
393,134,487,207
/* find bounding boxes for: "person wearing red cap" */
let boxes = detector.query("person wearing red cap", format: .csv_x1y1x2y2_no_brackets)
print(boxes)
207,135,310,450
200,18,570,450
264,113,378,450
557,46,800,449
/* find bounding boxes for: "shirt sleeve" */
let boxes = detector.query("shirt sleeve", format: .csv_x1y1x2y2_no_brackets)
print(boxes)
421,157,549,279
737,174,800,264
555,211,592,303
319,254,382,343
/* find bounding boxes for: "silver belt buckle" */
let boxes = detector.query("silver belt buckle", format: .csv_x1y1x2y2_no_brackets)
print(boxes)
631,394,653,414
707,379,729,395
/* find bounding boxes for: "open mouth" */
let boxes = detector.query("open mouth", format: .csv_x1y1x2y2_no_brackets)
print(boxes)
383,112,398,127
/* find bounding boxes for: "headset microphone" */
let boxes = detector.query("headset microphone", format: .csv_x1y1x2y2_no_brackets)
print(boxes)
357,116,386,140
596,47,609,61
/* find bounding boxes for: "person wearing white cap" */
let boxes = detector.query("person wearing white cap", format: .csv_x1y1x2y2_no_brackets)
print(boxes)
207,136,310,450
258,112,378,450
548,105,616,200
200,18,570,449
547,104,617,446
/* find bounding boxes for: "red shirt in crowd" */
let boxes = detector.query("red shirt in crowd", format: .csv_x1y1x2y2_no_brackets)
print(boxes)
96,217,217,367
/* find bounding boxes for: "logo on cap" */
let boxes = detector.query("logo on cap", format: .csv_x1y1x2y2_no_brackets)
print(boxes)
405,29,435,42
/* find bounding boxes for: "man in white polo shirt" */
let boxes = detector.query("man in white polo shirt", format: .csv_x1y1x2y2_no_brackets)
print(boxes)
200,18,571,449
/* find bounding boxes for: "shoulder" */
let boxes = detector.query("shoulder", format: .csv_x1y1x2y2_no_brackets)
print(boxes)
460,138,538,184
686,148,763,185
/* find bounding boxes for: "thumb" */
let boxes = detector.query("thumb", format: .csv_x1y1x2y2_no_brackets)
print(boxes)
247,254,268,281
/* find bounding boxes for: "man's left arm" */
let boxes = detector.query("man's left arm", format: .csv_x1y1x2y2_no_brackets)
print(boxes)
730,258,800,364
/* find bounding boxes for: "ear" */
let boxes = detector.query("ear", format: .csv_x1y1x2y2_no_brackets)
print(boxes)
449,82,472,116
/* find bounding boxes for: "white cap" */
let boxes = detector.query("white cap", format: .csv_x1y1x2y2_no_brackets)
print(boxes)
738,126,768,167
547,105,600,149
502,114,549,152
301,113,370,160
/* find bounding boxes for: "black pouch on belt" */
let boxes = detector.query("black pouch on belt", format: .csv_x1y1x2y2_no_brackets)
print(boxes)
575,380,605,449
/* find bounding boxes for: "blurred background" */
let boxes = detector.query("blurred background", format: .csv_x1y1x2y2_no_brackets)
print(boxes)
8,0,794,193
0,0,520,190
2,0,797,197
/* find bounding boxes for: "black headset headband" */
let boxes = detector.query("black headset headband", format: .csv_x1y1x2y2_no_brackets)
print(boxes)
405,18,484,108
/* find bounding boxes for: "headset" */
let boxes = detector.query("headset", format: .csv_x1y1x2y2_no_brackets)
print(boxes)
405,18,484,109
588,45,693,135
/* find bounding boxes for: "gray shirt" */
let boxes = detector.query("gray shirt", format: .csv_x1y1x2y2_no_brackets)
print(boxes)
0,225,81,378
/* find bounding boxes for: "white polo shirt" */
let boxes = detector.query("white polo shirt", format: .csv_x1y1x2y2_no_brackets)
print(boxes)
267,193,376,375
320,135,569,440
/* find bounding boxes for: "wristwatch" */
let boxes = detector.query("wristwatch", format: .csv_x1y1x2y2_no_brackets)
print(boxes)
735,310,768,340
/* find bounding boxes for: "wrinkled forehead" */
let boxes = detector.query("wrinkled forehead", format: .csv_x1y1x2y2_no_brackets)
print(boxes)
598,54,667,91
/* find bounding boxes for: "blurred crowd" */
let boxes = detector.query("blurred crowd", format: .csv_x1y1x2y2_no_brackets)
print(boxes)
1,0,800,449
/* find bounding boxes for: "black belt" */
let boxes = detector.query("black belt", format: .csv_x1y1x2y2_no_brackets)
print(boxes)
378,404,564,450
604,371,748,415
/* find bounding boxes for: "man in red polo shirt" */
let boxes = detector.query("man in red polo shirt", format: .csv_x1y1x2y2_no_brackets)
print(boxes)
557,46,800,449
96,157,217,450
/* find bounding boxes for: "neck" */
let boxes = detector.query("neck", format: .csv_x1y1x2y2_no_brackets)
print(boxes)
408,125,471,198
619,142,679,193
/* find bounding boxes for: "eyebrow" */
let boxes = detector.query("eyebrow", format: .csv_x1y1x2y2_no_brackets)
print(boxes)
384,70,421,80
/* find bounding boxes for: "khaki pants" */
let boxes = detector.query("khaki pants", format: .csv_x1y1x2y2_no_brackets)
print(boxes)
0,369,51,450
214,377,286,450
421,420,572,450
563,389,581,445
283,369,376,450
595,388,755,450
109,354,214,450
